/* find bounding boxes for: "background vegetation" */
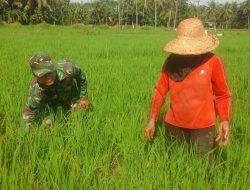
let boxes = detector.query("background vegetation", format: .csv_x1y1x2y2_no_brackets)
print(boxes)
0,0,250,29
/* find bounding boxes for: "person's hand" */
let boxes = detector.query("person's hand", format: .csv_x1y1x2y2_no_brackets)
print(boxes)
144,119,156,141
79,99,90,110
18,123,31,137
42,116,52,128
216,121,230,148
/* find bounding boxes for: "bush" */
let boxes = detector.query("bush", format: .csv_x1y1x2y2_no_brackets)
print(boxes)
7,22,22,27
35,22,52,28
71,24,96,35
72,23,86,29
96,24,110,30
121,25,132,29
140,25,154,30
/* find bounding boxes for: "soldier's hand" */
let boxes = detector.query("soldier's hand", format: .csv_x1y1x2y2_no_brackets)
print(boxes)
18,122,31,137
79,99,90,110
42,117,52,128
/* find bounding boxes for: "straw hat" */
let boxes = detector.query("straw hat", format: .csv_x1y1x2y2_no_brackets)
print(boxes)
164,18,219,55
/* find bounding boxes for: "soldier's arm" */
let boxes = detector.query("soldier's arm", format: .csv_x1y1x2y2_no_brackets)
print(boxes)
72,64,88,99
22,80,43,127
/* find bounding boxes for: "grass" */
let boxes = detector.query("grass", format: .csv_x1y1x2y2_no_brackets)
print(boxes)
0,25,249,189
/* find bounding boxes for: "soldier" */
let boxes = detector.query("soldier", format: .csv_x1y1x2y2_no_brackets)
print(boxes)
22,53,90,128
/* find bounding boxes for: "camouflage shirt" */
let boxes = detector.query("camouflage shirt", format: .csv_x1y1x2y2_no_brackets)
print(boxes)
23,60,88,126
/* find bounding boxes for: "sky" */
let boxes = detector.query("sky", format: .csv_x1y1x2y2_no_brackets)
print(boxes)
70,0,245,5
189,0,244,5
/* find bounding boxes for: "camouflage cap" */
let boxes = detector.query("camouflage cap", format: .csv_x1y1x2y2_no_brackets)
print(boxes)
29,53,55,77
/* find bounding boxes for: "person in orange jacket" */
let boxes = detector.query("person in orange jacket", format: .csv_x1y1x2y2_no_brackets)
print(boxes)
144,18,231,158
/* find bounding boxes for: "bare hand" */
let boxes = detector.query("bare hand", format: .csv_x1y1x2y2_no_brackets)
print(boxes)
144,119,156,141
79,99,90,110
42,116,52,128
216,121,230,148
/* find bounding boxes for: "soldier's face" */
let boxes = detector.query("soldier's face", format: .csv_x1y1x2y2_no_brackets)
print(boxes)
37,72,56,86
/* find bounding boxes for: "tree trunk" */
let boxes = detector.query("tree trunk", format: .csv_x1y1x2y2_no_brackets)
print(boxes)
132,14,134,28
61,7,63,24
173,0,178,29
248,14,250,29
168,10,172,28
135,0,138,28
154,0,157,28
126,4,128,25
1,8,4,22
118,2,121,28
197,0,200,18
53,13,55,25
121,4,124,26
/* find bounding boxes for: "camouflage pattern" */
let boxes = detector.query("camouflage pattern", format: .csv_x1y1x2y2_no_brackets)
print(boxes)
29,53,55,77
22,59,88,126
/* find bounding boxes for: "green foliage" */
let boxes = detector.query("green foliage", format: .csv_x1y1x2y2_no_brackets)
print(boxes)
96,24,110,30
0,27,250,189
34,22,52,28
30,9,44,24
0,0,250,28
7,22,22,27
121,24,132,29
140,25,155,30
71,24,97,35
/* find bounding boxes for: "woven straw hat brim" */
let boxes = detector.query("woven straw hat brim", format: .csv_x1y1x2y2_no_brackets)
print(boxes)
164,35,219,55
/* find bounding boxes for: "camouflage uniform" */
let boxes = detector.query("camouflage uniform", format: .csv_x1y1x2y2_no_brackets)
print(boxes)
22,54,88,127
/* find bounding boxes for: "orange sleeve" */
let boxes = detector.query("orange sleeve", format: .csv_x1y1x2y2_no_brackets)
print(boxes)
149,63,169,121
212,56,231,121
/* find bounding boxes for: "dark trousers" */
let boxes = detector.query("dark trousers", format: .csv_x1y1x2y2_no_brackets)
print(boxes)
166,123,215,159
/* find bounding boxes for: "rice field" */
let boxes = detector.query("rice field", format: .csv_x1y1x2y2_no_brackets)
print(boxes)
0,25,249,189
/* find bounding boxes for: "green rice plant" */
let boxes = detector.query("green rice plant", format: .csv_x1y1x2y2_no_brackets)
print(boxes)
0,26,249,189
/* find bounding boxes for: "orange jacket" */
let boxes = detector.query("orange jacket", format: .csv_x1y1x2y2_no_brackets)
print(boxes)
150,54,231,129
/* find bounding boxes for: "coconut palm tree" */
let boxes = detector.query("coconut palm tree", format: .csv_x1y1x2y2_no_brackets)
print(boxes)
3,0,23,23
23,0,51,11
123,0,133,26
117,0,123,27
9,0,22,8
123,0,139,28
0,0,8,21
220,2,233,29
48,0,65,25
243,0,250,29
205,0,218,22
153,0,163,28
157,0,173,27
187,1,198,18
0,0,7,7
173,0,179,28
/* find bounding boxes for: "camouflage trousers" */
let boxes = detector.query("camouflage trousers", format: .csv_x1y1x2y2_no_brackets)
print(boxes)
42,98,83,127
19,98,83,137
